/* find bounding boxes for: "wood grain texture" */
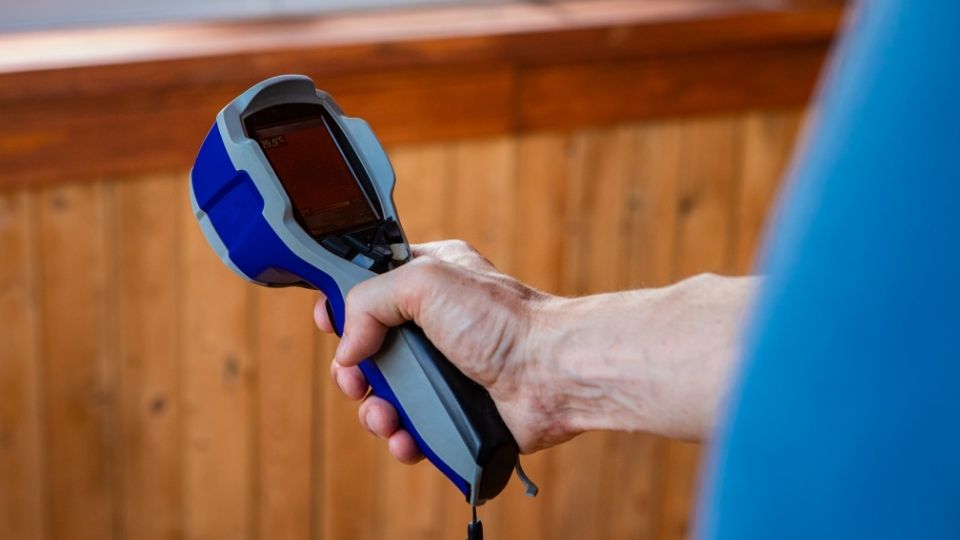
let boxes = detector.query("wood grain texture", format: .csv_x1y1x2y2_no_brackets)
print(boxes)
0,1,840,188
0,190,46,540
0,0,842,79
0,107,804,539
37,182,118,540
256,285,317,540
114,174,183,540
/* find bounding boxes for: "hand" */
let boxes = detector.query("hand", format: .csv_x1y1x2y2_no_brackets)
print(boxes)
314,240,569,464
316,239,755,463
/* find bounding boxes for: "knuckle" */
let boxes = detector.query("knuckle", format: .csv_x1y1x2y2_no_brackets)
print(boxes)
448,239,474,252
396,256,446,309
406,254,442,276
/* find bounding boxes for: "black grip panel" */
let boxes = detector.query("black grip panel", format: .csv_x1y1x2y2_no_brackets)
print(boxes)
398,322,519,503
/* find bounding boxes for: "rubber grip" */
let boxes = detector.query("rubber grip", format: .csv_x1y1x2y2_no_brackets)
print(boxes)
396,323,519,502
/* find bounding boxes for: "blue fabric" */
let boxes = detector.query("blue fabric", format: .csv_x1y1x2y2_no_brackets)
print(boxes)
700,2,960,538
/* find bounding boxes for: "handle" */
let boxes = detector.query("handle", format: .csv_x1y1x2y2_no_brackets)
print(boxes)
394,323,519,500
326,297,517,503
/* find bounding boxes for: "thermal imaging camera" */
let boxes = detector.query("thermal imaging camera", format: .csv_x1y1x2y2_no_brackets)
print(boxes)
189,75,536,510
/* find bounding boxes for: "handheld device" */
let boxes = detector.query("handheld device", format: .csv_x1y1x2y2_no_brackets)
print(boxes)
189,75,537,514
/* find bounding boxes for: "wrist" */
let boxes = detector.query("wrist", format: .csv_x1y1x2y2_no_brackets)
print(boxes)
520,294,597,447
523,290,663,440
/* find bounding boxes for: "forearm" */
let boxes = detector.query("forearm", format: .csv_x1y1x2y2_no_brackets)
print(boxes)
529,273,757,441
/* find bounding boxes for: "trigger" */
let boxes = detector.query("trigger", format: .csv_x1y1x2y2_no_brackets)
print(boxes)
325,300,342,338
515,459,539,497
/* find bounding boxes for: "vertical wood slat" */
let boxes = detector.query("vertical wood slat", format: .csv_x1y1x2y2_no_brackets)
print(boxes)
449,138,518,271
37,182,118,540
256,286,317,540
114,174,183,540
0,190,46,540
179,177,256,540
656,116,746,540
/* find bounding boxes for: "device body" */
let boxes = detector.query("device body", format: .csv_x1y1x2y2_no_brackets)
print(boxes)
190,75,519,505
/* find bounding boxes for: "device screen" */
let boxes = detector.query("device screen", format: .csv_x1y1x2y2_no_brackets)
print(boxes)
254,116,380,237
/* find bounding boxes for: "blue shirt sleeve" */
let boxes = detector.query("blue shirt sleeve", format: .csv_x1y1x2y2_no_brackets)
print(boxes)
699,2,960,539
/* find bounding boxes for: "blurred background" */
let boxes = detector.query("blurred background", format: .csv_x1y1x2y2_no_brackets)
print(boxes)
0,0,845,539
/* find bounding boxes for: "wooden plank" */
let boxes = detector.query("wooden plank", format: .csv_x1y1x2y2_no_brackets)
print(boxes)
513,132,569,294
389,144,451,243
518,44,826,133
449,137,518,272
602,432,662,540
0,65,514,189
0,1,842,101
256,286,317,540
672,117,744,279
0,47,827,189
655,115,745,540
0,189,46,540
37,182,118,540
179,177,256,539
735,109,804,273
374,144,450,540
0,1,840,189
114,173,182,540
628,121,685,289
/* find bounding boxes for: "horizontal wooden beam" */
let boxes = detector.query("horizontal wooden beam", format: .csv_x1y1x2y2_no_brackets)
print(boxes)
0,0,843,188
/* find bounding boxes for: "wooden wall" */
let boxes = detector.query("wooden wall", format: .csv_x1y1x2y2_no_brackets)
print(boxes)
0,108,804,540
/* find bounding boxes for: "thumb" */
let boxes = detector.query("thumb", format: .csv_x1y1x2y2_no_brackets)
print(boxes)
334,257,440,366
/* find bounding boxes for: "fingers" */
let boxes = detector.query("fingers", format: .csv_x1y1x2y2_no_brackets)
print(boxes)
330,360,368,400
314,240,489,361
313,293,334,334
388,430,424,464
314,241,479,467
358,395,398,437
334,259,437,367
358,395,425,464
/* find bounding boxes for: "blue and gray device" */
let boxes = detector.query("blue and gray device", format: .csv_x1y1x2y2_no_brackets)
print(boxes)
190,75,536,508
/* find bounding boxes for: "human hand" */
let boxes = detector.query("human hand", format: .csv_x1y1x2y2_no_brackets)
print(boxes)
314,240,570,464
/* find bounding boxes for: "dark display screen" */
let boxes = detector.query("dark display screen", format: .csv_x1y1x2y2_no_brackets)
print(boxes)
254,116,379,237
